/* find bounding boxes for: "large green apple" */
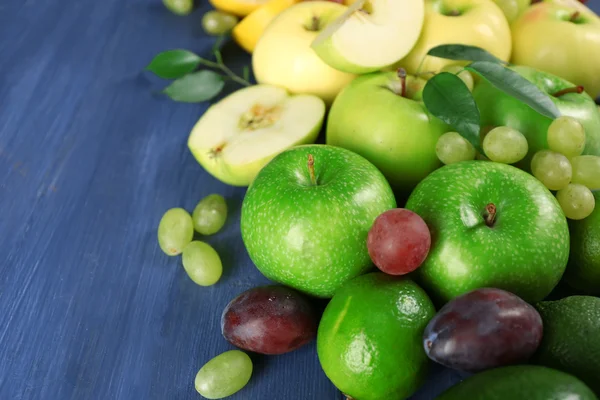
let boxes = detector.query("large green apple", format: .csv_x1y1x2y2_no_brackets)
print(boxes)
405,161,569,305
241,144,396,298
511,0,600,99
326,71,450,194
472,65,600,168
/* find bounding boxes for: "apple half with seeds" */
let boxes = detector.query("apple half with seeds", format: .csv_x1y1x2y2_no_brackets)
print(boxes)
311,0,425,74
188,85,325,187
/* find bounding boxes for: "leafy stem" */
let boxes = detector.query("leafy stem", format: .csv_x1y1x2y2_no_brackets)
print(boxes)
144,35,252,103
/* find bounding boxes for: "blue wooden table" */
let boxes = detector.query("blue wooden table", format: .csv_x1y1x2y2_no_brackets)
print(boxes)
1,1,598,399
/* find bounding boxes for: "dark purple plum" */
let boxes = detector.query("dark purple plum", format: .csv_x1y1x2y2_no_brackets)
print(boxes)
221,285,317,355
423,287,543,372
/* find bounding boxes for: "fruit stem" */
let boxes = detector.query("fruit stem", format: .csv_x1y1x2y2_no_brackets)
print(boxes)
306,15,321,32
484,203,497,227
552,86,584,97
307,154,317,186
397,68,407,98
447,9,461,16
570,11,580,22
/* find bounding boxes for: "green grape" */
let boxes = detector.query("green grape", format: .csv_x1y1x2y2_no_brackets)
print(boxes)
482,126,529,164
436,132,476,165
571,155,600,190
202,11,239,36
182,241,222,286
556,184,596,220
163,0,194,16
440,65,474,92
158,208,194,256
492,0,520,23
192,194,228,235
547,116,586,158
531,150,572,191
195,350,253,399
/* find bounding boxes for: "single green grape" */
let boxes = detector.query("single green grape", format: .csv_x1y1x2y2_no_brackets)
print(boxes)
195,350,253,399
547,116,586,158
436,132,477,165
163,0,194,16
571,155,600,190
482,126,529,164
182,241,222,286
192,194,228,235
440,65,474,92
158,208,194,256
530,150,572,191
556,184,596,220
492,0,520,23
202,10,239,36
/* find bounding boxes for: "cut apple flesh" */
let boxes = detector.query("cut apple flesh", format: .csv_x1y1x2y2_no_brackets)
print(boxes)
312,0,425,72
188,85,325,167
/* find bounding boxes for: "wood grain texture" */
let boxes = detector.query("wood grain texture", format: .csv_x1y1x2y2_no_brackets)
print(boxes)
1,0,598,399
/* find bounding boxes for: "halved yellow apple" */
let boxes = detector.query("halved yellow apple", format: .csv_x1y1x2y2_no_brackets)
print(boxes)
188,85,326,187
209,0,269,17
311,0,425,74
232,0,301,53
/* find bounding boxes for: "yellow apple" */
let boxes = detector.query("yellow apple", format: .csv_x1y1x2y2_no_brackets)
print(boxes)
209,0,269,17
310,0,425,74
232,0,301,53
252,1,357,105
396,0,512,75
511,1,600,99
188,85,325,186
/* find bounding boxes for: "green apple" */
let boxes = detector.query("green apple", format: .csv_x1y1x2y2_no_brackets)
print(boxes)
241,144,396,298
326,70,450,194
472,65,600,168
511,0,600,99
492,0,530,23
405,161,569,305
188,85,325,187
252,1,357,105
310,0,425,74
395,0,512,75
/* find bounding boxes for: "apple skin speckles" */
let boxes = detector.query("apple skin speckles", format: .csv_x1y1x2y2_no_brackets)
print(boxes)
405,161,570,306
240,144,396,298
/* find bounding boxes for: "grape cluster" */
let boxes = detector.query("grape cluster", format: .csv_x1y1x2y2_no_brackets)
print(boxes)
157,193,228,286
435,116,599,220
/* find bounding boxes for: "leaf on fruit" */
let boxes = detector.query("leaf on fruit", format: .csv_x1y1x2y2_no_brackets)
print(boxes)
466,61,561,119
423,72,481,151
145,49,202,79
427,44,505,64
162,70,225,103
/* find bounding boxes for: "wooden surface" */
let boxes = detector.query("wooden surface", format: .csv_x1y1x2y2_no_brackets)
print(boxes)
0,0,598,399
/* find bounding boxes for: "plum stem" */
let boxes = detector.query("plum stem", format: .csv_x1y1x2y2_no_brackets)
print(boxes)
552,86,584,97
570,11,580,22
397,68,407,98
307,154,316,186
484,203,497,227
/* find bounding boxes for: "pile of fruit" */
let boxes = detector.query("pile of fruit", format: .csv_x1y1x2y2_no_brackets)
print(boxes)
153,0,600,399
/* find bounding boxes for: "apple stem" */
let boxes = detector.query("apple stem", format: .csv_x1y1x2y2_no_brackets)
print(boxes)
484,203,497,227
447,9,461,16
570,11,580,22
552,86,585,97
397,68,407,98
308,15,320,32
307,154,317,186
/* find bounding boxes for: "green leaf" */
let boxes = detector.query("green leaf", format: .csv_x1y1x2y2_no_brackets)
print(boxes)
466,61,561,119
162,70,225,103
427,44,505,64
423,72,481,150
145,49,202,79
